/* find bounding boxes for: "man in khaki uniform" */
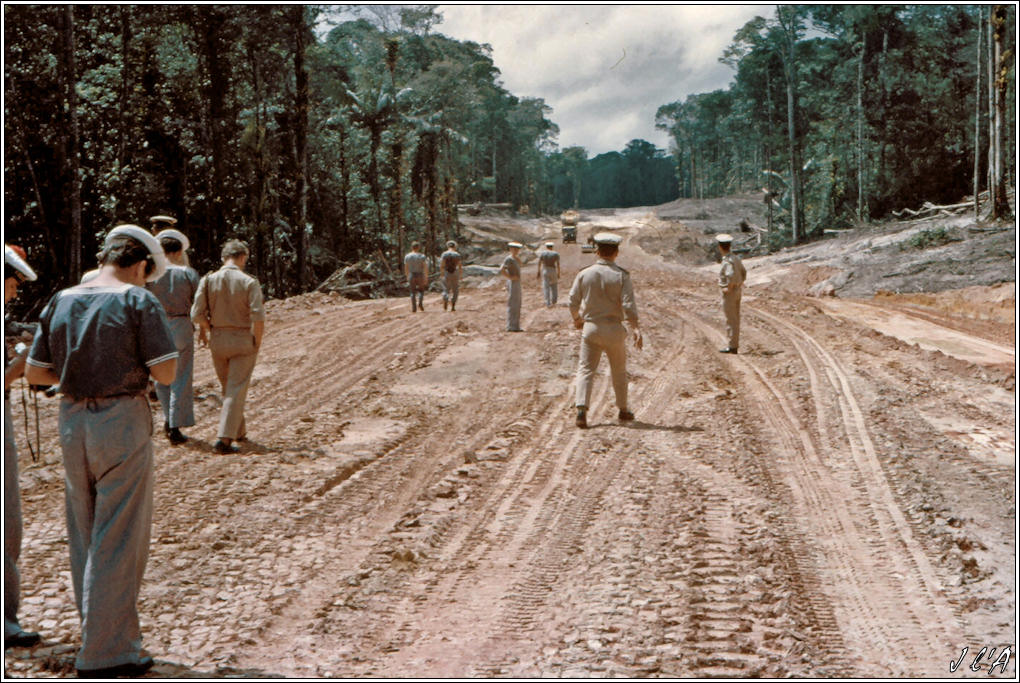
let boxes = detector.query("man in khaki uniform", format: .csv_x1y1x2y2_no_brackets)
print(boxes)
568,233,642,428
537,241,560,307
717,233,746,354
191,239,265,454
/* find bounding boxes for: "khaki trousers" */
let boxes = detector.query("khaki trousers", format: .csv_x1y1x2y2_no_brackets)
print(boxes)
210,328,257,440
723,289,742,349
575,320,628,410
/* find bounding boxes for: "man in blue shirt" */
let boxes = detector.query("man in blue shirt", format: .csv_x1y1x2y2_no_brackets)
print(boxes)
26,225,177,678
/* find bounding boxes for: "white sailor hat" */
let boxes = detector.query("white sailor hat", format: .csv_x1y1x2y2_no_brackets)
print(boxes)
545,241,555,247
508,241,523,249
592,232,622,245
106,224,169,282
447,240,457,248
155,228,190,252
150,215,177,226
716,233,734,244
4,244,38,281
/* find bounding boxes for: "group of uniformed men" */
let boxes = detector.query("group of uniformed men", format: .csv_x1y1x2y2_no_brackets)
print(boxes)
4,217,265,677
4,222,744,676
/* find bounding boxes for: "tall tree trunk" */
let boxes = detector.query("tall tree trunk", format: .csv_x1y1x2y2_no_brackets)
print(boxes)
117,6,131,219
786,77,802,244
857,37,866,222
974,6,983,219
291,5,310,291
198,6,229,259
991,5,1012,220
987,10,995,206
338,124,351,257
62,6,83,283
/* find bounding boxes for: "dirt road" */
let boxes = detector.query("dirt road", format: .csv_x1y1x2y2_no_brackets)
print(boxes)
5,207,1015,678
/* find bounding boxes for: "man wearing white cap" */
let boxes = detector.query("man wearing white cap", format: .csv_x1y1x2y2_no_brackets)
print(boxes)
148,228,200,444
716,234,746,354
439,240,463,311
191,239,265,454
568,232,642,428
500,242,524,331
25,225,177,677
4,244,42,650
537,241,561,307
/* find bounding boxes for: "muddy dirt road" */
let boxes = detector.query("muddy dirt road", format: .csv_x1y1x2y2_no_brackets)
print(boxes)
5,207,1015,678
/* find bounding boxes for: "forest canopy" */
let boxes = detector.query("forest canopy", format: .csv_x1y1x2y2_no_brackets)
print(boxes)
4,4,1014,305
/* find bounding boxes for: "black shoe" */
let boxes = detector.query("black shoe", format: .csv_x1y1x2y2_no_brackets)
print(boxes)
451,305,455,311
618,410,635,422
163,421,170,434
719,347,738,354
167,428,188,445
576,409,588,429
5,630,41,649
77,655,153,679
443,299,448,310
213,440,240,454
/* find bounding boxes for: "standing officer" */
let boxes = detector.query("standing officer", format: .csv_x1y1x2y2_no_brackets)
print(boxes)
191,239,265,454
568,233,642,428
25,225,177,678
4,245,42,650
500,242,523,331
148,228,200,444
439,240,463,311
537,241,561,307
403,241,428,312
717,233,746,354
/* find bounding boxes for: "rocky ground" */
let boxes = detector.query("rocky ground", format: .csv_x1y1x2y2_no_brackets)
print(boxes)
4,198,1015,678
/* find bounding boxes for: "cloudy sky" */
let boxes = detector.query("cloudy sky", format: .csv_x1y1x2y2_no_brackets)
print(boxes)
434,4,771,156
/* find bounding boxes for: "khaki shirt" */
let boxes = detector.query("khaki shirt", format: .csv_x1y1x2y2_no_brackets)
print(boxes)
568,259,638,325
719,253,746,292
191,263,265,329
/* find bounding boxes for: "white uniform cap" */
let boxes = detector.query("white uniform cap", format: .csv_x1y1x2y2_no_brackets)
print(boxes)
545,242,554,248
5,244,38,281
105,224,169,282
150,215,177,225
508,242,523,249
593,232,622,245
716,233,734,243
155,228,190,252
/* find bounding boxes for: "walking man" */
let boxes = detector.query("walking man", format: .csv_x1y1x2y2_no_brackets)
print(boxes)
717,233,746,354
568,233,642,428
25,225,177,677
439,240,463,311
148,228,200,444
4,245,42,651
404,241,428,312
191,239,265,454
500,242,524,331
537,241,560,307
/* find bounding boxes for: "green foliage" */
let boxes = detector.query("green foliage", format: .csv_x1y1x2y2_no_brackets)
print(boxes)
902,227,959,250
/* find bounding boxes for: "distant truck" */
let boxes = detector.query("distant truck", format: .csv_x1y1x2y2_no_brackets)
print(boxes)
581,235,596,253
561,209,579,243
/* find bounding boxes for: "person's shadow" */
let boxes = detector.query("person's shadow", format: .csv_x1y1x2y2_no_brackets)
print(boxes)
587,420,703,433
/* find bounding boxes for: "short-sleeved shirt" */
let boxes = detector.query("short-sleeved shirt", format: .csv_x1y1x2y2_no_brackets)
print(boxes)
440,250,461,274
404,252,427,275
26,283,178,400
147,265,200,317
568,259,639,325
191,264,265,330
501,255,520,279
539,250,560,273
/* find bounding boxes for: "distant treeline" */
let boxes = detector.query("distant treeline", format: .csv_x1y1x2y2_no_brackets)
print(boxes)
655,5,1016,245
3,4,676,307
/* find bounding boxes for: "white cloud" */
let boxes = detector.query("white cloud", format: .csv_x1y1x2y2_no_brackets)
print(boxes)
436,4,770,155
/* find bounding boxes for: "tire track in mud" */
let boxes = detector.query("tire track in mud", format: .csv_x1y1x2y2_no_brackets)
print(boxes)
681,300,964,675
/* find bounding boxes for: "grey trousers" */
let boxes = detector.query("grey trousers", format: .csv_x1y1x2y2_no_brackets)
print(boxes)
506,280,522,331
4,398,25,639
60,395,153,670
542,275,558,306
408,274,426,311
575,321,628,410
155,317,195,428
210,328,257,440
723,289,742,349
442,272,460,307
